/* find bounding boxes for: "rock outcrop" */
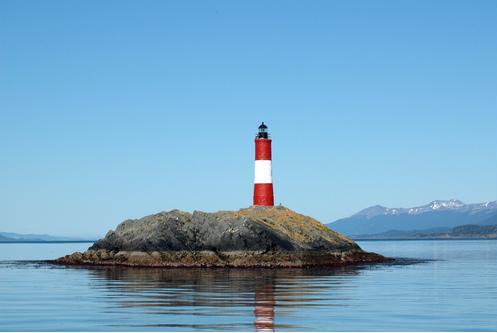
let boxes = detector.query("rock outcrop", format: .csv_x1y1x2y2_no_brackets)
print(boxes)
54,206,387,267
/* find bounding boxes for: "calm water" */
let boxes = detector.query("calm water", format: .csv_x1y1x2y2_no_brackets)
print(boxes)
0,240,496,331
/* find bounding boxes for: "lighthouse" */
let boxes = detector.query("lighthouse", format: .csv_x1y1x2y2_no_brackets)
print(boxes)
253,122,274,206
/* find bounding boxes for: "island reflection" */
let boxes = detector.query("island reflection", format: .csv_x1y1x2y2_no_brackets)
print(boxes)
83,266,366,331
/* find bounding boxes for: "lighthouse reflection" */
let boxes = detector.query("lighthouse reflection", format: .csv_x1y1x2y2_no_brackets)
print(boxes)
83,266,364,331
254,284,275,331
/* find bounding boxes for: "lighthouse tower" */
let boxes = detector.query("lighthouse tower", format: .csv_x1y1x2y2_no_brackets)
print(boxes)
253,122,274,206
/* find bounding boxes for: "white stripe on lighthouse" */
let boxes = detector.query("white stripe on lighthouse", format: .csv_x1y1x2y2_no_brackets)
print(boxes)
254,160,272,184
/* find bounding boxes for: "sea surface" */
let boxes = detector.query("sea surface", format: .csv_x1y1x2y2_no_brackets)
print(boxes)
0,240,496,331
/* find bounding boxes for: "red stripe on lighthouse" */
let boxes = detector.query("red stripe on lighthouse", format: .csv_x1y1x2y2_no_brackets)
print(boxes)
255,139,272,160
253,122,274,206
254,183,274,206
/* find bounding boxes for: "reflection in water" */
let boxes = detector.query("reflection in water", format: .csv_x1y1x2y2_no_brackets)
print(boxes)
83,265,365,331
254,284,275,332
6,241,493,331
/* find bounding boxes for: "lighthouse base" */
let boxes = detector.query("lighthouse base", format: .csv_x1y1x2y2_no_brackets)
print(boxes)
253,184,274,206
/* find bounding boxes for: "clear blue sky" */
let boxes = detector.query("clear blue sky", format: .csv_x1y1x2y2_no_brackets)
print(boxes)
1,1,496,237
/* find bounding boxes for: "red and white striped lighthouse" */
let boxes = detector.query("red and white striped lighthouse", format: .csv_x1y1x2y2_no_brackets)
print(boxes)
253,122,274,206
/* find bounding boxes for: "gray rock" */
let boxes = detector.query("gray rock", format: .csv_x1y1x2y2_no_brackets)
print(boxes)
90,206,359,253
53,206,387,268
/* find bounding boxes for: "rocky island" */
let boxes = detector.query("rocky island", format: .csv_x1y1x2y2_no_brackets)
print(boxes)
54,206,387,268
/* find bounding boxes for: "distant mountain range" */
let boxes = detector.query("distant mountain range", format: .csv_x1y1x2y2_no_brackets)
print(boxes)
327,199,497,239
352,223,497,240
4,200,496,242
0,232,93,242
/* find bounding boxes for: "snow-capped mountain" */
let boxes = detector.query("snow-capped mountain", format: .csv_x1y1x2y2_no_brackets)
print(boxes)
328,200,497,236
354,199,496,217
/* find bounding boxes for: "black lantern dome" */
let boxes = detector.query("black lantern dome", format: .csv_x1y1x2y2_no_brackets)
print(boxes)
257,122,269,139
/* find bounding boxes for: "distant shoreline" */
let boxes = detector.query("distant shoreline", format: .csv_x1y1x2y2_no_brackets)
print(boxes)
354,238,497,241
1,239,495,244
0,240,96,244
